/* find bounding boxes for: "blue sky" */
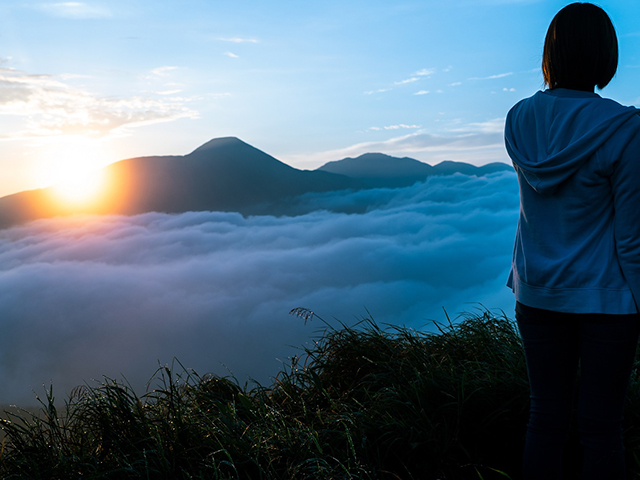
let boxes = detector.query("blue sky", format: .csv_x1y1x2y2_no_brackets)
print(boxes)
0,0,639,196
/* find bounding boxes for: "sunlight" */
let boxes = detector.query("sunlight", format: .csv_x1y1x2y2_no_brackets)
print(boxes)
35,140,110,206
52,166,105,204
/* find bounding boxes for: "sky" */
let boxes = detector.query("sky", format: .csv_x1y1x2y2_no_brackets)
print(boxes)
0,0,639,197
0,171,518,405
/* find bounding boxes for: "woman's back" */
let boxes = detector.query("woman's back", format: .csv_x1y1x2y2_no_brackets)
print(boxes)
505,88,640,314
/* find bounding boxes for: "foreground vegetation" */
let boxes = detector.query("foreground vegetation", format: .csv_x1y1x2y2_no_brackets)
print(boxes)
1,309,639,479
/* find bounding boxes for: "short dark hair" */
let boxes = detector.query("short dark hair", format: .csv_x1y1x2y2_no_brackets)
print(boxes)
542,3,618,91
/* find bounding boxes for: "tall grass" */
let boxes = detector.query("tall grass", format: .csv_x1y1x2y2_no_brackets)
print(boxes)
1,309,634,479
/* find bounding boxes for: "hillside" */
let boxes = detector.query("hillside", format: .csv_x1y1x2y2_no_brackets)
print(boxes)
0,311,531,479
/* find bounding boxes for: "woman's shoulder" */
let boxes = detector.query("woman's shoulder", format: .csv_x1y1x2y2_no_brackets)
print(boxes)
597,101,640,169
595,94,640,116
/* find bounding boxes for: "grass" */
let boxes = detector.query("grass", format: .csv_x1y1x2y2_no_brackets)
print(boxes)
0,308,636,479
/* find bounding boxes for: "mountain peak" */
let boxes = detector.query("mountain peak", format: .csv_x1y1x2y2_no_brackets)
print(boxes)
189,136,249,155
318,152,433,179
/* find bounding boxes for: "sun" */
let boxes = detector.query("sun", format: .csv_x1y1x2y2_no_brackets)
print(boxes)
52,166,105,204
36,140,110,207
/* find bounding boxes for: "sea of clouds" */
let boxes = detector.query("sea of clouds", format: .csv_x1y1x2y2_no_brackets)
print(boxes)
0,171,518,405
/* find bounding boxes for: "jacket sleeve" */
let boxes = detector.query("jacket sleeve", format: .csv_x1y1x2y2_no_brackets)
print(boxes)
611,123,640,311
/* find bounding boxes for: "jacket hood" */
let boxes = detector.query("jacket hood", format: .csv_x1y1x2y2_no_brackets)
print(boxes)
504,89,639,194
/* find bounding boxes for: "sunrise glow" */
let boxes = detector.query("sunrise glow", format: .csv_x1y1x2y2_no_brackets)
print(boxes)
36,141,109,206
51,167,105,204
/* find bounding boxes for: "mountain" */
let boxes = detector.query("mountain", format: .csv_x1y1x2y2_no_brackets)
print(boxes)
0,137,512,229
317,153,512,188
101,137,361,215
0,137,362,229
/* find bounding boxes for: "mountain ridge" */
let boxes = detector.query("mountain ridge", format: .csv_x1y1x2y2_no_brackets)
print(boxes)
318,152,511,188
0,137,512,229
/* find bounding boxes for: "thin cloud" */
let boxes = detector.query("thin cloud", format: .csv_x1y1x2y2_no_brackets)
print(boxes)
384,124,421,130
364,88,391,95
369,68,434,95
448,118,505,134
469,72,514,80
0,172,518,405
218,37,260,43
37,2,112,19
58,73,93,80
0,69,198,138
414,90,430,95
414,68,435,76
286,120,511,168
223,52,239,58
368,124,421,131
356,130,503,153
394,77,419,85
151,66,179,77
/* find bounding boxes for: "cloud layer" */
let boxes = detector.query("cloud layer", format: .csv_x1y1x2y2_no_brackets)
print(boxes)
0,172,518,405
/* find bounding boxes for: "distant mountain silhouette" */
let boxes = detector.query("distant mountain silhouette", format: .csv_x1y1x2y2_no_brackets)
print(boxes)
0,137,512,229
103,137,360,215
317,153,512,188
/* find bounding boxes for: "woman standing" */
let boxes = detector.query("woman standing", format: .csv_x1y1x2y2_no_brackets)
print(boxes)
504,3,640,479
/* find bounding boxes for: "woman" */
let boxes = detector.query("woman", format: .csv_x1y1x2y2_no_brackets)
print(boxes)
504,3,640,479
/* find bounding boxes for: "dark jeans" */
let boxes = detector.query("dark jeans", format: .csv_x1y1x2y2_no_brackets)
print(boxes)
515,302,640,480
